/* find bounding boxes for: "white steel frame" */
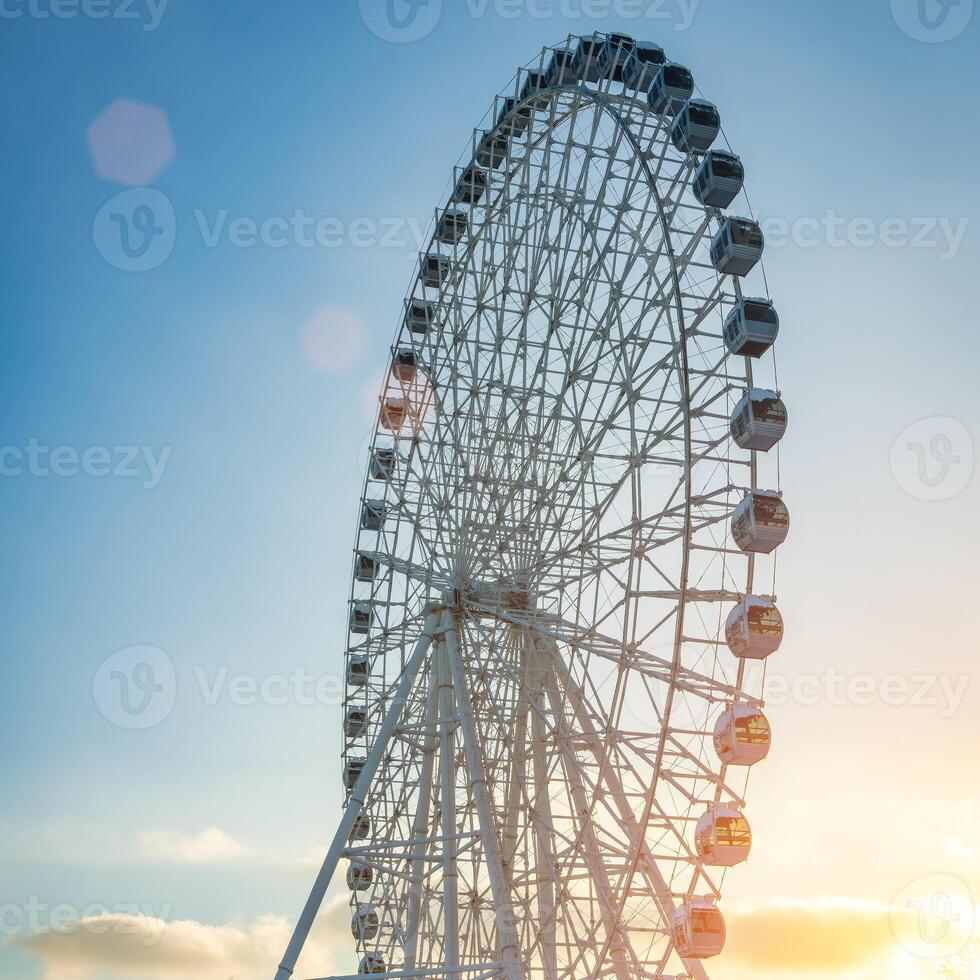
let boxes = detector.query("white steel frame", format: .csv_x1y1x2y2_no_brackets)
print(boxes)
274,33,784,980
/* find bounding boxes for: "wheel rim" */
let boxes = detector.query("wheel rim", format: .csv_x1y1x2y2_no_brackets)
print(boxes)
326,34,785,980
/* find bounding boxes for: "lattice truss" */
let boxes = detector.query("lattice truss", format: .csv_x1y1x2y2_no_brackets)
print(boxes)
274,33,786,980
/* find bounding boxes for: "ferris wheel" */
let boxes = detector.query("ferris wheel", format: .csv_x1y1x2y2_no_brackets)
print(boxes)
274,32,788,980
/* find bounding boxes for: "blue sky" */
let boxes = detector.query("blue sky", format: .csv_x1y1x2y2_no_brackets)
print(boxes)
2,1,979,978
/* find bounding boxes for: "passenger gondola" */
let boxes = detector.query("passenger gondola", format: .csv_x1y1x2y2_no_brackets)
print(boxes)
729,388,787,451
622,42,666,92
731,490,789,554
725,596,784,660
713,702,772,766
693,150,744,209
346,655,370,688
596,33,636,82
648,62,694,115
671,99,721,154
723,298,779,357
672,901,726,959
710,216,764,277
349,603,373,635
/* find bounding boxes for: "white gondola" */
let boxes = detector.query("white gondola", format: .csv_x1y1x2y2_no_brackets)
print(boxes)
731,490,789,555
354,553,377,583
346,655,370,688
671,900,726,959
671,99,721,154
622,41,665,92
392,348,419,383
730,388,787,451
713,702,771,766
405,299,435,335
520,68,547,101
343,758,366,792
725,596,783,660
360,500,386,532
571,33,605,82
693,149,744,209
452,166,488,206
419,253,452,289
695,804,752,867
359,953,386,975
349,603,373,635
435,208,467,245
380,396,410,432
494,97,531,139
345,706,368,738
596,33,635,82
476,130,509,169
710,216,764,277
648,62,694,116
349,813,372,840
545,47,577,87
351,905,380,942
369,448,395,481
347,861,374,891
723,298,779,358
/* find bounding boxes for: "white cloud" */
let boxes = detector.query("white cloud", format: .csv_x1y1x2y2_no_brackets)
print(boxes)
296,844,329,869
18,890,979,980
719,894,978,979
138,827,255,865
18,898,355,980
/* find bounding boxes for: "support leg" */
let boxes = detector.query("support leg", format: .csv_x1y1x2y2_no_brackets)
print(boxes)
442,611,524,980
528,654,559,980
273,616,438,980
436,633,460,971
404,657,441,971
